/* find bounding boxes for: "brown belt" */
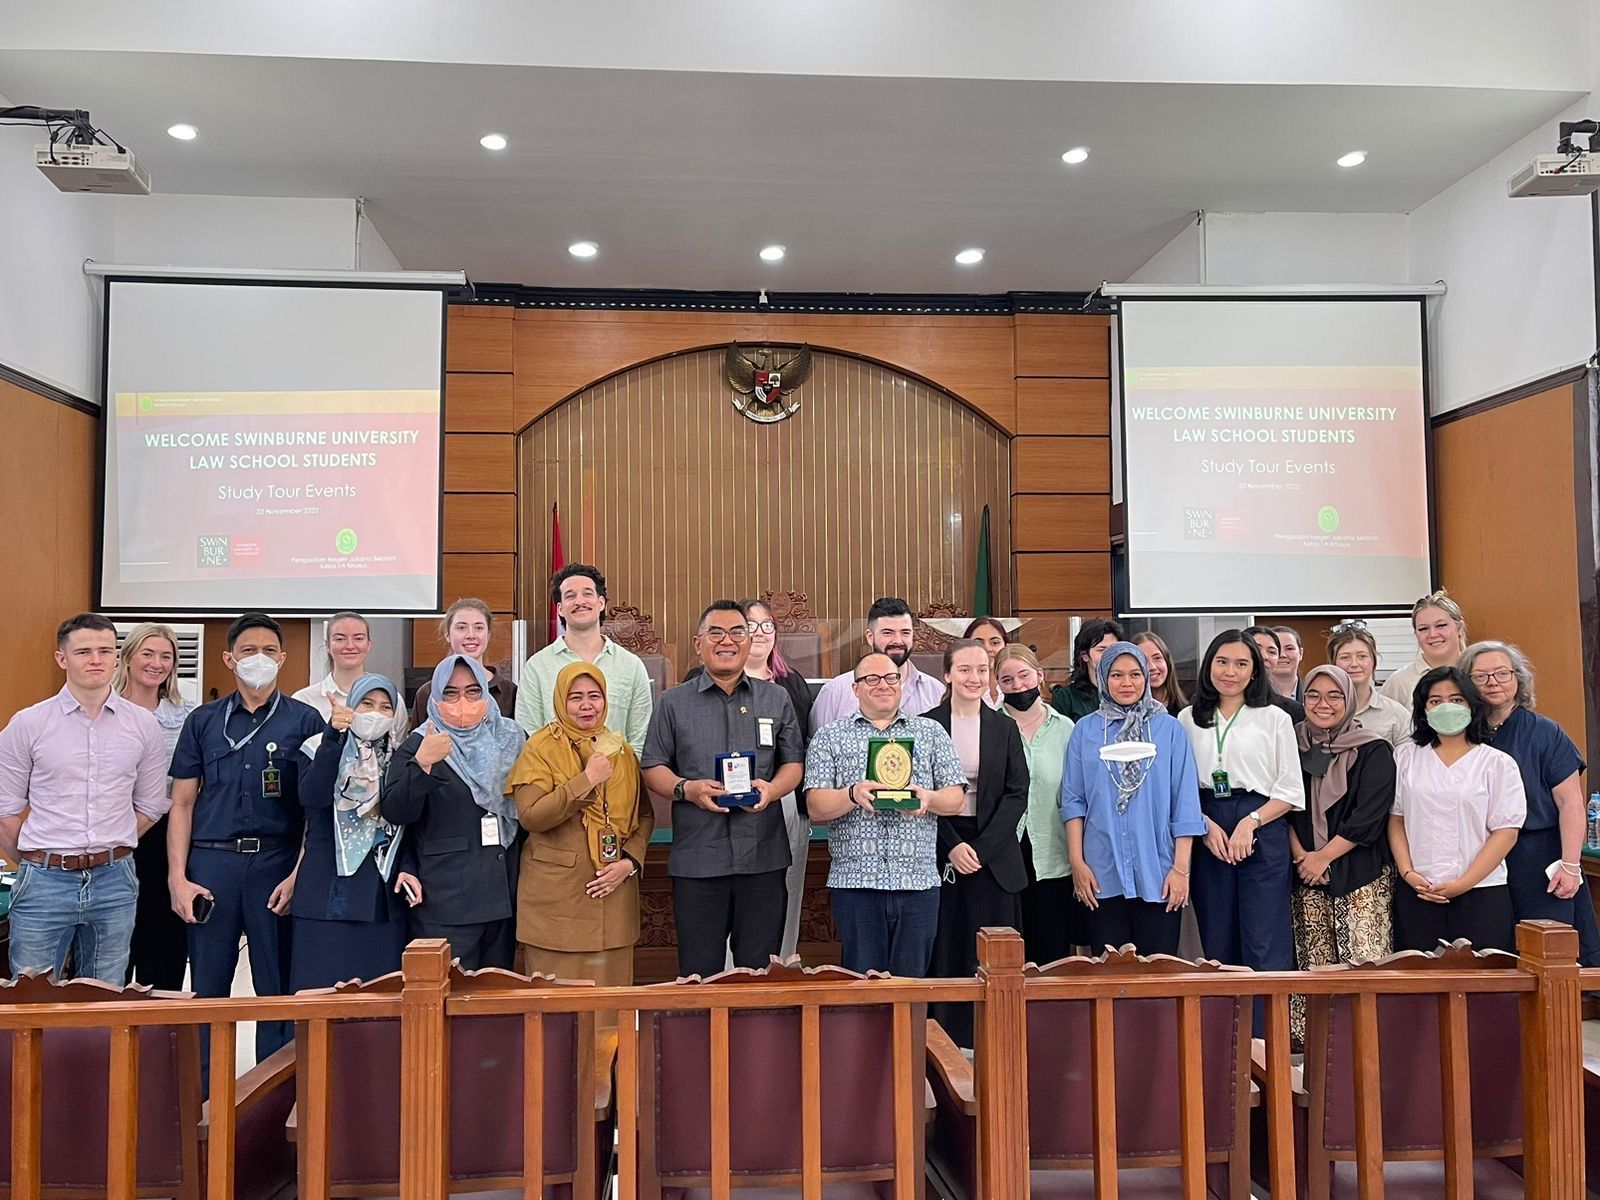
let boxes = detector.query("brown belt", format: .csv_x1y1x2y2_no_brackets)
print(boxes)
20,846,133,871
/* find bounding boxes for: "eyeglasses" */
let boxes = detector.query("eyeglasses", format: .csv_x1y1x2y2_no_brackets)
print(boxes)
440,686,485,701
699,627,750,644
1468,668,1515,685
748,620,777,634
1330,619,1368,634
854,672,902,688
1303,692,1345,707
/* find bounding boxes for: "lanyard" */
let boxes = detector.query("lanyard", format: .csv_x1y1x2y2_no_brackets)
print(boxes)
222,693,280,753
1212,706,1242,766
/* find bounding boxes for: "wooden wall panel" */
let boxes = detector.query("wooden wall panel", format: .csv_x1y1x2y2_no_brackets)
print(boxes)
0,382,98,722
1012,437,1111,494
511,309,1018,433
442,554,516,615
1435,384,1587,744
444,434,515,493
518,348,1010,653
1012,495,1111,552
1014,554,1114,611
444,373,515,432
446,305,514,373
411,613,516,670
1014,315,1111,378
443,494,516,553
1015,379,1111,436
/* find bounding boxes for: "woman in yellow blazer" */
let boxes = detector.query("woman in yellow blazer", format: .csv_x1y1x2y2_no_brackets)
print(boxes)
507,662,654,995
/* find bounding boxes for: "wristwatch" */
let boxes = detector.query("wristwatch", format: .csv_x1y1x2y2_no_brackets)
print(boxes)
1248,809,1264,825
673,779,688,802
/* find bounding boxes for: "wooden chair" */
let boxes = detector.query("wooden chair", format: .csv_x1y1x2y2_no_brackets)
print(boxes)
762,589,834,678
1252,942,1526,1199
608,602,678,699
288,965,614,1199
0,973,203,1200
925,947,1255,1200
634,961,934,1199
909,600,964,680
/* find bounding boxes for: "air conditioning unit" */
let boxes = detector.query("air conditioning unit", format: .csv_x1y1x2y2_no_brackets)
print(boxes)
114,622,205,705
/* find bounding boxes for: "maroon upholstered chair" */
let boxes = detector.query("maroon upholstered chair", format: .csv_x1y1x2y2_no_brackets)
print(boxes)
291,965,610,1199
635,962,933,1199
1292,944,1525,1199
0,973,203,1200
925,948,1255,1200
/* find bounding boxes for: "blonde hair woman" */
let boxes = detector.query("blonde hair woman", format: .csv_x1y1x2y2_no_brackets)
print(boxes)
1380,590,1468,706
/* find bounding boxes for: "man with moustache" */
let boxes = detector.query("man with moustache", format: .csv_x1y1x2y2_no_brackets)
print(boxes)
641,600,805,977
166,612,327,1066
0,613,170,983
516,563,654,753
809,597,944,733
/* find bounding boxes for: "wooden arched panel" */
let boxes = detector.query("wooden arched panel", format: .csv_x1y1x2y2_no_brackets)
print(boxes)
518,348,1011,654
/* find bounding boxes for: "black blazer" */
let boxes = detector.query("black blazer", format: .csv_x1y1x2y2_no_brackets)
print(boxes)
1287,738,1396,898
292,730,415,924
926,700,1031,894
380,732,518,926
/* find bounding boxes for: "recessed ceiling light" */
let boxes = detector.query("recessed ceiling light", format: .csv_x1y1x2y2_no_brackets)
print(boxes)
480,133,508,151
759,244,786,262
1061,146,1090,165
1336,150,1367,168
568,241,599,259
954,248,985,266
167,123,198,141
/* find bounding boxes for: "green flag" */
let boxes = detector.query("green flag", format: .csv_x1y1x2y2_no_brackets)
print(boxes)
972,504,992,615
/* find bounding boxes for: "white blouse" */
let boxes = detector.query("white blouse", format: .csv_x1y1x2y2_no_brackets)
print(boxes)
1178,702,1306,809
1391,741,1526,888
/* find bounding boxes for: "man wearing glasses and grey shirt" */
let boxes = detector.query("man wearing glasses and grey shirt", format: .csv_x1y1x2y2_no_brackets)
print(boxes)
642,600,805,977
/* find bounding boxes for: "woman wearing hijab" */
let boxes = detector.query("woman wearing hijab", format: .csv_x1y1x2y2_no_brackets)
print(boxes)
1286,665,1397,1042
291,674,423,991
381,655,527,970
507,663,654,1001
1060,642,1207,957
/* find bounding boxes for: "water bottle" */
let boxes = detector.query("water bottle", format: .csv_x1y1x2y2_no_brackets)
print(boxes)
1587,793,1600,852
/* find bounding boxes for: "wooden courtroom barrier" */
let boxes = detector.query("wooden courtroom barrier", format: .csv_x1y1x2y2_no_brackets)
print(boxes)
0,922,1587,1200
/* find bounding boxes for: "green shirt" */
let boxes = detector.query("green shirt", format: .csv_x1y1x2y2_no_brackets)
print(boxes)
514,637,655,754
1017,706,1075,880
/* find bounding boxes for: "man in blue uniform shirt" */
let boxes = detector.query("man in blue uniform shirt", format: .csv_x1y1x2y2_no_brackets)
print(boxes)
167,612,327,1067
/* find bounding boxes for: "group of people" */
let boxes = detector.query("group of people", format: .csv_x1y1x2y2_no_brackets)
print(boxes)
1,574,1592,1058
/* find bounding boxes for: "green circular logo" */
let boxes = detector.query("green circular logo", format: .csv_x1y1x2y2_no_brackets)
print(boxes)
1317,506,1340,533
336,528,358,555
138,394,154,413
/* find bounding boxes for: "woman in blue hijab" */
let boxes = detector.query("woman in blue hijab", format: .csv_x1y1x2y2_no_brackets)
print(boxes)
381,655,527,970
1060,641,1207,956
291,674,422,990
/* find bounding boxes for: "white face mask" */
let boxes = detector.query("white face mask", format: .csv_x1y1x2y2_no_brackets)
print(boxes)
350,710,392,742
233,652,281,690
1098,740,1158,764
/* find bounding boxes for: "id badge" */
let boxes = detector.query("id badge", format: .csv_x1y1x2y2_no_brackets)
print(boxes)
480,815,500,846
600,825,620,863
758,718,775,748
1210,767,1232,799
260,766,283,799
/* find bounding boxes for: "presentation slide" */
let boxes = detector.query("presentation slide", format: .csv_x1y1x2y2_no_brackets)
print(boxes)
1119,298,1432,613
101,281,444,613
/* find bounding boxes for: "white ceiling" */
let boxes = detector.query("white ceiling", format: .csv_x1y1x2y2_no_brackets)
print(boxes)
0,45,1583,291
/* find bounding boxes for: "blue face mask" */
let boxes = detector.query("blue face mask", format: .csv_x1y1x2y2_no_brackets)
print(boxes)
1425,702,1472,736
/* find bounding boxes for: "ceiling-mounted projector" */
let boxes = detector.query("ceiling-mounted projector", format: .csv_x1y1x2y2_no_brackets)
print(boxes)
1507,152,1600,197
35,142,151,194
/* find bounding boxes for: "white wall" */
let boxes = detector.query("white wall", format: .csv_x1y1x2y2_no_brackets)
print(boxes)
112,194,361,270
1199,212,1409,285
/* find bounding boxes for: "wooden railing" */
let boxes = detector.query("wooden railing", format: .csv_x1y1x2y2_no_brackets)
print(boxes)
0,919,1587,1200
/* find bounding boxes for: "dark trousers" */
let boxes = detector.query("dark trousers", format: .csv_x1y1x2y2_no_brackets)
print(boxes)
672,870,787,978
830,886,941,977
929,846,1023,1047
1087,894,1182,958
407,916,516,972
1394,882,1516,953
1192,792,1295,970
186,844,296,1077
1021,875,1088,966
1505,828,1600,966
128,814,188,990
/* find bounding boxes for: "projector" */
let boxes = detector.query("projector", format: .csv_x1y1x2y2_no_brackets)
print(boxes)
1507,152,1600,197
35,142,151,194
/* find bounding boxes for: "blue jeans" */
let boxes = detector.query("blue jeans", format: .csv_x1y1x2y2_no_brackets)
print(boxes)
7,856,139,985
830,886,941,976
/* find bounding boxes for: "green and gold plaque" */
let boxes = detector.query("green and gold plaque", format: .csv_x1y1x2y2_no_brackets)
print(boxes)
866,737,918,811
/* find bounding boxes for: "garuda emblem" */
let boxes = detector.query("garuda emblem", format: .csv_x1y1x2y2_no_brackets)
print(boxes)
724,343,813,423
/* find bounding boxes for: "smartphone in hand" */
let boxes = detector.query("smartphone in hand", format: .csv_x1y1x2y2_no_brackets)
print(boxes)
192,893,215,924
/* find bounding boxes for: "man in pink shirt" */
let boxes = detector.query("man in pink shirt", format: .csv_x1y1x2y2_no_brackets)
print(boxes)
0,613,171,983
